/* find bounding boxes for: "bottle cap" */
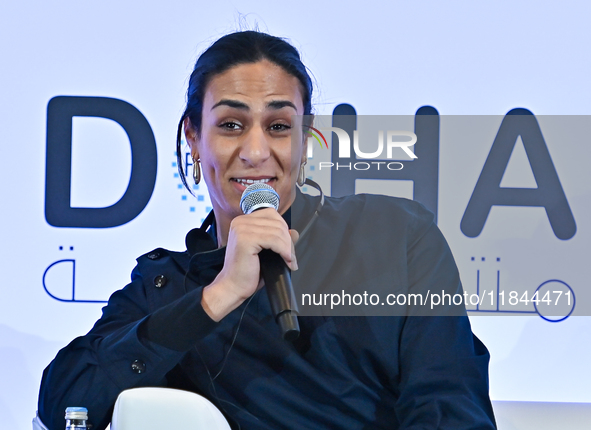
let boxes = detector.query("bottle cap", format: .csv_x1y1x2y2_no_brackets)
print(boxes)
65,407,88,420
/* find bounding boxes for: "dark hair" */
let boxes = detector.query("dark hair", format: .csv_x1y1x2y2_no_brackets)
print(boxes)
176,30,314,192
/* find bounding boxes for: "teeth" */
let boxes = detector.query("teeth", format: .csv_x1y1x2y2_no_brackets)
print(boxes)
235,178,272,186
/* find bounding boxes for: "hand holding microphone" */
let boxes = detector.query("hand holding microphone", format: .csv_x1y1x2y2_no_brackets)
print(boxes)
240,183,300,341
201,183,300,341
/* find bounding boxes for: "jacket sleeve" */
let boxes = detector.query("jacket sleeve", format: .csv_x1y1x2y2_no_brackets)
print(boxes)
37,263,215,430
392,204,497,429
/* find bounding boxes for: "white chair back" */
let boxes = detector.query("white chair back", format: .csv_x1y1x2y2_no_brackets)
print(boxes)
493,400,591,430
111,387,231,430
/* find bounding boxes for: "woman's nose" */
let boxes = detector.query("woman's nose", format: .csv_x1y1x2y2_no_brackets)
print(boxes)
239,126,271,165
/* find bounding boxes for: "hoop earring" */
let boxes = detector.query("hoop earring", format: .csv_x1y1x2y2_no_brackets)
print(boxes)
297,160,307,187
192,158,201,185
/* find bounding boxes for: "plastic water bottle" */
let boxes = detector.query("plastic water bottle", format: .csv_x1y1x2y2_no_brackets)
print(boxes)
65,407,88,429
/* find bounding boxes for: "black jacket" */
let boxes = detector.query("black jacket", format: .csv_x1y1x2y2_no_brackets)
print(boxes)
38,192,496,430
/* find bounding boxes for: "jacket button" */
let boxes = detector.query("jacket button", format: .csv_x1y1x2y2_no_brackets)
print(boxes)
131,360,146,374
153,275,167,288
147,251,161,260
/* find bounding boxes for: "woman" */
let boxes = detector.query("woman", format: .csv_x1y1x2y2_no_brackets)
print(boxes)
38,31,496,429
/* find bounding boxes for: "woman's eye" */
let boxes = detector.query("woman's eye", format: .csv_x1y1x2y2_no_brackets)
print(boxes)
269,123,292,132
219,121,241,130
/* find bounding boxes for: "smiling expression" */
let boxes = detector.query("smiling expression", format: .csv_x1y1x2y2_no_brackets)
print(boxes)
184,60,307,240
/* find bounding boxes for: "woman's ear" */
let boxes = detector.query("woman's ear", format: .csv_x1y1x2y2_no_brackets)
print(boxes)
184,117,199,160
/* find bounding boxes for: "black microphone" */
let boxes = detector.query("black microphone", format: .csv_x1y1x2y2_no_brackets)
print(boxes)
240,183,300,341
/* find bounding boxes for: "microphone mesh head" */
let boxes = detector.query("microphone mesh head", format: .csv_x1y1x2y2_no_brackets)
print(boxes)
240,183,280,214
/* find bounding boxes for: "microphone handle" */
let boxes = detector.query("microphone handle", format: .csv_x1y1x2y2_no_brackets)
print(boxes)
258,249,300,341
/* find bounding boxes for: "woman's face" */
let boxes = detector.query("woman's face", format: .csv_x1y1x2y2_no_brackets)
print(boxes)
185,59,307,231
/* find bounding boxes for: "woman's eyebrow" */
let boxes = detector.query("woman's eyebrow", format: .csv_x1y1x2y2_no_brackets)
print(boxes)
211,99,297,111
211,99,249,111
267,100,297,111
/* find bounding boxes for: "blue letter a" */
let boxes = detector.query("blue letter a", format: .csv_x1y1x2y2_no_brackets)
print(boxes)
461,109,576,240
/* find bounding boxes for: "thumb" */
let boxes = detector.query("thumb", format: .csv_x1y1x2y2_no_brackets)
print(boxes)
289,229,300,245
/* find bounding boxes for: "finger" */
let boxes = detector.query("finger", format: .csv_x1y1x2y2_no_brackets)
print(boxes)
249,225,297,271
260,228,297,271
232,211,289,234
230,213,296,269
289,229,300,245
247,208,291,229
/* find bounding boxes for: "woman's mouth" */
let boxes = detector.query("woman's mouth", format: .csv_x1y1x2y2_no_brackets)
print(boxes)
232,177,274,187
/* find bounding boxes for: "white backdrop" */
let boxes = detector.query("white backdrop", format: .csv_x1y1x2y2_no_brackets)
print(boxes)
1,1,590,428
